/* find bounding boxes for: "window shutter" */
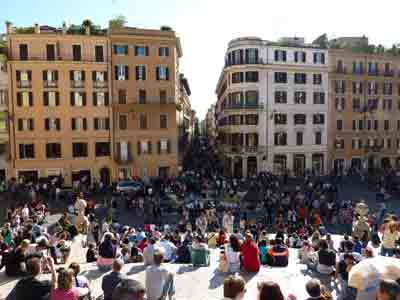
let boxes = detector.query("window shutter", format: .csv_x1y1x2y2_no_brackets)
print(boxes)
148,141,152,154
240,72,244,83
29,119,34,130
27,71,32,81
104,71,108,81
82,93,87,106
17,93,22,106
45,118,50,130
159,47,162,56
239,49,243,64
321,53,325,64
70,92,75,106
137,141,141,155
156,67,160,80
166,47,170,56
145,46,149,56
158,141,161,154
92,71,96,81
245,134,249,146
104,93,109,106
135,66,139,80
134,46,138,56
43,92,49,106
245,49,249,64
255,49,258,62
54,71,58,81
70,70,74,81
83,118,87,130
71,118,76,130
105,118,110,130
55,92,60,106
29,92,33,106
166,68,169,80
114,66,118,80
167,140,171,153
16,70,21,81
143,67,146,80
294,52,298,62
56,119,60,130
125,66,129,80
313,53,317,63
42,70,47,81
17,119,23,131
116,142,121,160
81,71,85,81
94,118,98,130
93,92,97,106
124,45,128,55
113,45,117,54
283,51,286,61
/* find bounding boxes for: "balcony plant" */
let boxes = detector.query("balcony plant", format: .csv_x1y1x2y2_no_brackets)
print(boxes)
15,26,35,34
109,15,127,29
161,25,173,31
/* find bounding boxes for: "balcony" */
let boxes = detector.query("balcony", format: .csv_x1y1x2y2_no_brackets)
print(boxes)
114,153,133,165
368,70,379,76
93,80,108,88
221,145,264,154
384,70,394,77
336,67,347,74
352,69,364,75
70,80,85,88
223,103,264,110
44,80,58,88
17,80,31,88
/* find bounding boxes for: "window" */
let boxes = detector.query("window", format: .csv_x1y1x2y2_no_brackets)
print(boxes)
93,92,109,106
245,71,258,82
114,45,128,55
337,120,343,130
231,72,243,84
95,45,104,62
119,114,127,130
19,44,28,60
158,139,170,154
95,142,110,157
17,119,34,131
16,70,32,87
358,120,364,130
16,91,33,107
70,92,86,106
72,143,88,158
274,72,287,83
274,132,287,146
44,118,61,131
294,73,307,84
92,71,108,85
374,120,379,130
383,82,393,95
383,99,392,111
135,46,149,56
138,89,146,104
160,90,167,104
46,44,55,61
334,80,346,93
274,91,287,104
70,70,85,86
294,91,306,104
0,90,7,106
384,120,390,131
71,118,87,131
117,141,131,162
118,89,127,104
315,132,322,145
352,82,363,94
72,45,81,61
245,114,258,125
245,48,258,64
159,47,169,57
352,98,360,112
43,91,60,106
94,118,110,130
46,143,61,159
115,65,129,80
296,132,303,146
231,49,243,65
135,66,146,80
367,82,378,95
19,144,34,159
43,70,58,87
274,113,287,125
313,92,325,104
139,114,147,129
274,50,287,62
313,52,325,64
313,74,322,85
156,66,169,80
138,140,152,154
160,114,167,129
245,91,258,107
386,138,392,149
313,114,325,124
294,114,306,125
335,138,344,149
294,51,306,63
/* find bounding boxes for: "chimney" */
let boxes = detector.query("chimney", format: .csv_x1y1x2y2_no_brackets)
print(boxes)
85,25,90,35
62,21,67,35
34,23,40,34
5,21,12,34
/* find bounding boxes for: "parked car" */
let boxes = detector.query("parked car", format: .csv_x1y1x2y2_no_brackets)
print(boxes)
116,180,144,194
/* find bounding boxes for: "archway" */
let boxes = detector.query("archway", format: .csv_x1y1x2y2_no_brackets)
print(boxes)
100,167,111,185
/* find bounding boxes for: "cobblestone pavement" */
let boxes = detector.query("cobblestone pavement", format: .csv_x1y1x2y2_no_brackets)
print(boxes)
0,234,345,300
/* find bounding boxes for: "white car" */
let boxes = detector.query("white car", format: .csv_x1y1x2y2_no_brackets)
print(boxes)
116,181,143,193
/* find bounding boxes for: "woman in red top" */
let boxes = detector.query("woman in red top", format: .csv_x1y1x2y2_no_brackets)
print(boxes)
240,232,260,272
216,229,228,247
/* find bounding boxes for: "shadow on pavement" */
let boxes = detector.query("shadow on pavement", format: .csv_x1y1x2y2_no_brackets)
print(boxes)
126,265,146,275
176,265,199,275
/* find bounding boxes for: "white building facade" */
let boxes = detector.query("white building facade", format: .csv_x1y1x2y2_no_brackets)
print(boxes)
215,37,329,177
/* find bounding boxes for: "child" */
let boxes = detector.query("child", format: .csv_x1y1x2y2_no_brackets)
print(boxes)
86,242,97,263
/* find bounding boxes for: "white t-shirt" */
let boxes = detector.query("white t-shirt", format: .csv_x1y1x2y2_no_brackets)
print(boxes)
158,240,177,261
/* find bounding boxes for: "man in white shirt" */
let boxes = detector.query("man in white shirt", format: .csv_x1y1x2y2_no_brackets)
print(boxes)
223,211,234,234
158,236,177,262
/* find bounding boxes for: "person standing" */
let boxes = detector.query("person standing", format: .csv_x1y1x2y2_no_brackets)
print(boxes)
145,251,175,300
223,210,234,234
102,260,124,300
240,232,260,273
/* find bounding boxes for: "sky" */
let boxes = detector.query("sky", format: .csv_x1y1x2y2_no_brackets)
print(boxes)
2,0,400,119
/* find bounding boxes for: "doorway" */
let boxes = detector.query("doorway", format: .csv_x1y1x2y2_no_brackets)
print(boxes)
293,154,306,177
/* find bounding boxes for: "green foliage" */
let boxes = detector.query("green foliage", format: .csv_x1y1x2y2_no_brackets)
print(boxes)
82,19,93,28
313,33,328,49
160,25,173,31
15,27,34,34
109,15,127,29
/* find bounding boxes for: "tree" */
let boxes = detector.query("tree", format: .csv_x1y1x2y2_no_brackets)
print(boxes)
82,19,93,28
109,15,127,29
160,25,172,31
313,33,328,49
376,44,385,54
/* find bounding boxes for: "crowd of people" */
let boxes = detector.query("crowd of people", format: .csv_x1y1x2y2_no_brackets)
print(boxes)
0,137,399,300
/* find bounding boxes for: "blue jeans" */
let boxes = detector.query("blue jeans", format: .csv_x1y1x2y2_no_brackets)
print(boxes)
381,246,394,257
161,274,175,299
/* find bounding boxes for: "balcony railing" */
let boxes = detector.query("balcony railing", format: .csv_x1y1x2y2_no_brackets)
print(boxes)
368,70,379,76
70,80,85,88
384,70,394,77
336,67,347,74
223,103,264,110
93,81,108,88
352,69,364,75
221,145,264,154
17,80,31,88
44,80,58,88
114,153,133,164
